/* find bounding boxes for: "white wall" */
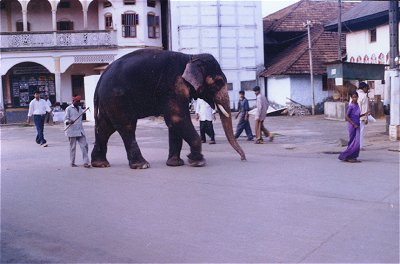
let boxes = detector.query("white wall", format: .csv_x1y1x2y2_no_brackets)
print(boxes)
290,76,328,106
267,76,291,106
84,75,100,122
169,0,265,108
346,23,400,63
267,75,329,107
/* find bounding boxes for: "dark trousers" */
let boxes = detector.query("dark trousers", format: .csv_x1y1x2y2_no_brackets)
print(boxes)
235,115,253,140
33,114,46,145
200,120,215,141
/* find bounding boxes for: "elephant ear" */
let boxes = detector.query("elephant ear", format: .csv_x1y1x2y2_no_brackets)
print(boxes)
182,60,204,92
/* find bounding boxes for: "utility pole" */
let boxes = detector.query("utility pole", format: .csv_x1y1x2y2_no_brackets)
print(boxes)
338,0,342,60
305,20,315,115
388,0,400,141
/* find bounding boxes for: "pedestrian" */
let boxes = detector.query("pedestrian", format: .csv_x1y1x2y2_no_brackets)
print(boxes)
64,95,91,168
44,94,53,125
253,86,273,144
195,98,216,144
235,90,254,141
353,81,370,150
27,91,52,147
339,91,361,163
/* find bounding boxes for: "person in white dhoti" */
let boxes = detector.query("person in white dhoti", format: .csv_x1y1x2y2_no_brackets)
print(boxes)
64,96,91,168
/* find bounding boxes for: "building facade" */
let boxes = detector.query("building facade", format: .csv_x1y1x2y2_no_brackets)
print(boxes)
0,0,264,122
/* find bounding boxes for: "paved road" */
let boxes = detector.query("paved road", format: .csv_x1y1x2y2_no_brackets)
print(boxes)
1,115,399,263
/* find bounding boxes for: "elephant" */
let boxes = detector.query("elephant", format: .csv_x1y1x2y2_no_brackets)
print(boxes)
91,49,246,169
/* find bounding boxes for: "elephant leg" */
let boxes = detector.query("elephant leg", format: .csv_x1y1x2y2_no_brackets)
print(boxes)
166,127,184,166
179,123,205,167
91,116,115,168
117,120,150,169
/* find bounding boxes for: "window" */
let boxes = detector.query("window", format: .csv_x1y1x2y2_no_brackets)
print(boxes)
103,1,112,8
57,21,73,31
371,53,377,64
369,28,376,42
147,13,160,38
240,80,256,91
58,0,70,8
122,13,139,37
356,56,362,63
363,55,369,64
124,0,136,5
16,21,31,32
349,56,355,63
322,74,335,91
105,14,113,30
147,0,156,7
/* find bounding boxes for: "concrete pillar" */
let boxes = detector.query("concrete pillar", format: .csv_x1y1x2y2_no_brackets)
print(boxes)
52,10,57,31
54,57,62,103
22,10,28,31
81,1,89,30
0,76,4,109
389,69,400,141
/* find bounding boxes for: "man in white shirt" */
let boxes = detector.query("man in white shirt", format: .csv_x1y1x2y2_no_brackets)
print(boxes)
44,94,53,125
253,86,274,144
195,98,216,144
27,91,52,147
64,95,91,168
355,82,370,149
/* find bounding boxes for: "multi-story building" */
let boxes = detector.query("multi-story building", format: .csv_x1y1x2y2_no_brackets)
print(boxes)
0,0,264,122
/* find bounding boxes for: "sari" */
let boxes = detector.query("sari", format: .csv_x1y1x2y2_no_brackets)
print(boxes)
338,102,361,161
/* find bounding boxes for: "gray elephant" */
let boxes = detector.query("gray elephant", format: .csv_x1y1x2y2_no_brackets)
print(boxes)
91,49,246,169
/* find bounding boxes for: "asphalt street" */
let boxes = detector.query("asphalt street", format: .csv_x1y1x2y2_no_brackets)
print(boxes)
1,115,399,263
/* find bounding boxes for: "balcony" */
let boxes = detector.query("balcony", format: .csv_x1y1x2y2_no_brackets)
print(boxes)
0,30,117,52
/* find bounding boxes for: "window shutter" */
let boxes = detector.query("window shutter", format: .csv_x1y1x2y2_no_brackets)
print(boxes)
135,14,139,25
155,16,159,26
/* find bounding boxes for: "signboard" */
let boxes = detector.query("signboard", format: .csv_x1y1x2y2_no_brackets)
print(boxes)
326,62,385,80
11,74,56,108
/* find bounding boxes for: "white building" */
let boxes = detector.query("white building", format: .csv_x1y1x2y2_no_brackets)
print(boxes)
0,0,264,122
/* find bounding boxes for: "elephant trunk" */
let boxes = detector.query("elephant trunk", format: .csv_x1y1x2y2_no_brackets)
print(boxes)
214,87,246,161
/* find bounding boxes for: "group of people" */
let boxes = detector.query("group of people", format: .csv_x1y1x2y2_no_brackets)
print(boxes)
195,86,274,145
27,92,90,168
27,81,370,168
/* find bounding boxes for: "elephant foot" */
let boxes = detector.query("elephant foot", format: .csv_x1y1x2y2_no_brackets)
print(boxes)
129,161,150,169
166,156,184,167
187,158,206,167
91,160,110,168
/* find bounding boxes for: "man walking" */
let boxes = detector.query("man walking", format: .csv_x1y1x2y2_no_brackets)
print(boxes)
253,86,273,144
355,82,370,150
64,96,91,168
196,98,216,144
27,91,52,147
235,91,253,141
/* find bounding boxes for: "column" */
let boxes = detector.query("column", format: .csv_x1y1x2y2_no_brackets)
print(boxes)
0,76,4,109
52,10,57,31
54,57,62,103
389,69,400,141
82,1,89,30
22,7,28,31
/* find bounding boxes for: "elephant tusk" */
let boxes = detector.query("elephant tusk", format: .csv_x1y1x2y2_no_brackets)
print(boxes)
217,104,230,118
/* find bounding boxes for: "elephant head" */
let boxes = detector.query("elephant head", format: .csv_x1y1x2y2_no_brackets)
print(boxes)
182,54,246,161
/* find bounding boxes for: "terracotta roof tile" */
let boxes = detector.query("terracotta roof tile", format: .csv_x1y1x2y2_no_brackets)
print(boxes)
261,25,344,77
264,0,358,33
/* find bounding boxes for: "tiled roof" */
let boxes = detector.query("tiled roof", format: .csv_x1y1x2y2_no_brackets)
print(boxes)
325,1,400,29
261,24,344,77
264,0,358,33
328,1,400,25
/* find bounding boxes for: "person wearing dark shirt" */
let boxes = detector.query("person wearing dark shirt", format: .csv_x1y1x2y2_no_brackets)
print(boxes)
234,91,253,141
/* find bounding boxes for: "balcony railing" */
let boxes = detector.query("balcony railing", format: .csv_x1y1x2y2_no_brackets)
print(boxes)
0,30,117,51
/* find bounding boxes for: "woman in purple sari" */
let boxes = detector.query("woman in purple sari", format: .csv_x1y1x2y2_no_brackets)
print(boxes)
339,92,361,163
